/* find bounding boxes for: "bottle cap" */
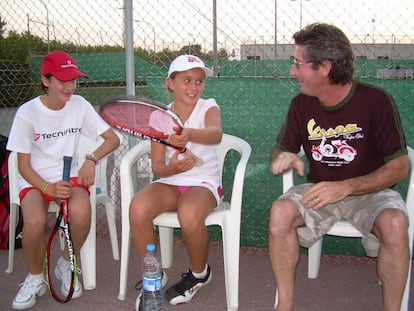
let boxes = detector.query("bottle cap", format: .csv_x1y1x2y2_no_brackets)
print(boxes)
146,243,155,252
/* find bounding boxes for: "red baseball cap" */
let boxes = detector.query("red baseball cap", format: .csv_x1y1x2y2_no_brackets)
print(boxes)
40,50,87,81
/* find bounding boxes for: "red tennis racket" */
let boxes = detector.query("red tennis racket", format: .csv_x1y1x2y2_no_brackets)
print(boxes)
45,156,77,303
99,96,203,165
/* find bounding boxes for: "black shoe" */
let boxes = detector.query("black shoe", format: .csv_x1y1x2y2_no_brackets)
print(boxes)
135,290,143,311
165,265,212,305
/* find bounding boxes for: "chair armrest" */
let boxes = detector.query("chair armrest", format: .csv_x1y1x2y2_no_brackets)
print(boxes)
119,140,151,210
282,169,295,194
8,152,20,206
406,146,414,249
227,136,251,212
282,146,304,194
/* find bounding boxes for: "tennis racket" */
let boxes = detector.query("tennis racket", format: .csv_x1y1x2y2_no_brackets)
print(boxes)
45,156,76,303
99,96,203,166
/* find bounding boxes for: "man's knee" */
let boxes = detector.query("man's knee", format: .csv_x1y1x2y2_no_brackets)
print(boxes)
374,209,408,246
269,199,301,235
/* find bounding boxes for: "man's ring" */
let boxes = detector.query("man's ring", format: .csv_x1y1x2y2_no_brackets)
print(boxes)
315,197,320,202
278,154,284,159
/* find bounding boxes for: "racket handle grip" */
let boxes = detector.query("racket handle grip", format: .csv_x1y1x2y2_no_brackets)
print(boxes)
62,156,72,182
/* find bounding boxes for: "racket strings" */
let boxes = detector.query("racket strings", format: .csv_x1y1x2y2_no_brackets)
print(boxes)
149,110,179,136
101,102,180,137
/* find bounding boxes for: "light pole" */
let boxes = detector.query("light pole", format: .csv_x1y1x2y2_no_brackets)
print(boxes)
212,0,219,77
76,28,81,54
291,0,309,29
371,18,375,59
188,34,196,55
39,0,50,52
274,0,278,78
135,20,156,61
117,6,125,48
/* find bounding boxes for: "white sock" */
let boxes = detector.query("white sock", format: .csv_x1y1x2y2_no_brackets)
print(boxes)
28,272,45,281
192,264,208,279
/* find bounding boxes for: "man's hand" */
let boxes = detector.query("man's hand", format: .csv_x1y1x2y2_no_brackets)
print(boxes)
302,180,352,210
302,155,409,209
270,151,305,177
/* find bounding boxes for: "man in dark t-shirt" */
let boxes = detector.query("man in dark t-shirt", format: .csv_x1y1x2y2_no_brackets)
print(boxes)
269,23,409,311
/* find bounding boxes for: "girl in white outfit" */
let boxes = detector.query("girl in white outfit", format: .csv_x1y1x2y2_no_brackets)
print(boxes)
130,55,223,310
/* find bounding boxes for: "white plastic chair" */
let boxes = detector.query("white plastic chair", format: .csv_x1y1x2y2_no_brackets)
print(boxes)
275,146,414,311
118,133,251,311
95,134,122,260
6,132,122,289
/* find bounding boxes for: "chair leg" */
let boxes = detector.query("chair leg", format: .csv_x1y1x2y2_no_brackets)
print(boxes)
118,217,132,300
6,203,18,273
222,223,239,311
80,199,96,290
274,288,279,309
104,201,120,260
158,226,174,269
400,255,412,311
308,238,323,279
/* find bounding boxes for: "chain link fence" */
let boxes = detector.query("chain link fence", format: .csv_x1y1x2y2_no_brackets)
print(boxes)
1,0,414,254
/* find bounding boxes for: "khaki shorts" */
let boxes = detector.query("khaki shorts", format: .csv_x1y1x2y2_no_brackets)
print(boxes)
279,183,408,257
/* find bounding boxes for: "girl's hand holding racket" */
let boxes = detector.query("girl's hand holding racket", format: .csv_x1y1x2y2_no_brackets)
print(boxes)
54,181,72,199
165,129,203,167
43,181,72,199
167,127,191,148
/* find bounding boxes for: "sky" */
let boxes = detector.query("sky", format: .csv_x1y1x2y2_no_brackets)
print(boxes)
2,0,414,55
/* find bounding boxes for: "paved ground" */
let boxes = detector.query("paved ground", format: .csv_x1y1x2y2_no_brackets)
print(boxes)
1,235,413,311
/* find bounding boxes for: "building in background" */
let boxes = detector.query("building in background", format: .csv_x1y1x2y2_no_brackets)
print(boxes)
240,43,414,61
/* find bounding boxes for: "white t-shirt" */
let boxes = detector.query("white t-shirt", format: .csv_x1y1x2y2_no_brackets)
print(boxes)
6,95,110,190
156,98,221,190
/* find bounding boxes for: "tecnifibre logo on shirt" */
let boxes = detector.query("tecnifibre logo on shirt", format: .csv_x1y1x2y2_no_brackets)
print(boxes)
34,127,81,141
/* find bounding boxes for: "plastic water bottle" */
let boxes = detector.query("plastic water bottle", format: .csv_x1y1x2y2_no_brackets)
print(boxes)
142,243,163,311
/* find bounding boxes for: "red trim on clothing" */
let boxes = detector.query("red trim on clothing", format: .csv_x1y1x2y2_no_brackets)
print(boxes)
19,177,90,202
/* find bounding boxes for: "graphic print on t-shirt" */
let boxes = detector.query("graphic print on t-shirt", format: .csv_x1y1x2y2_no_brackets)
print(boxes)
307,118,363,167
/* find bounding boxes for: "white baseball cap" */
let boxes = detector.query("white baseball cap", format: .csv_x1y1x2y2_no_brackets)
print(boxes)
167,55,213,78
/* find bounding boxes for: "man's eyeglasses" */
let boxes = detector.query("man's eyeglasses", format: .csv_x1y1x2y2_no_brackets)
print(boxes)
292,58,313,70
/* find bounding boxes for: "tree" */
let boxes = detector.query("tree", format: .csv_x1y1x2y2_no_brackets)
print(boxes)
0,16,7,38
179,44,203,57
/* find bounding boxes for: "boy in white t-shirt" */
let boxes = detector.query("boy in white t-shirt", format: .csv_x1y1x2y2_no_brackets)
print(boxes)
7,50,120,310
